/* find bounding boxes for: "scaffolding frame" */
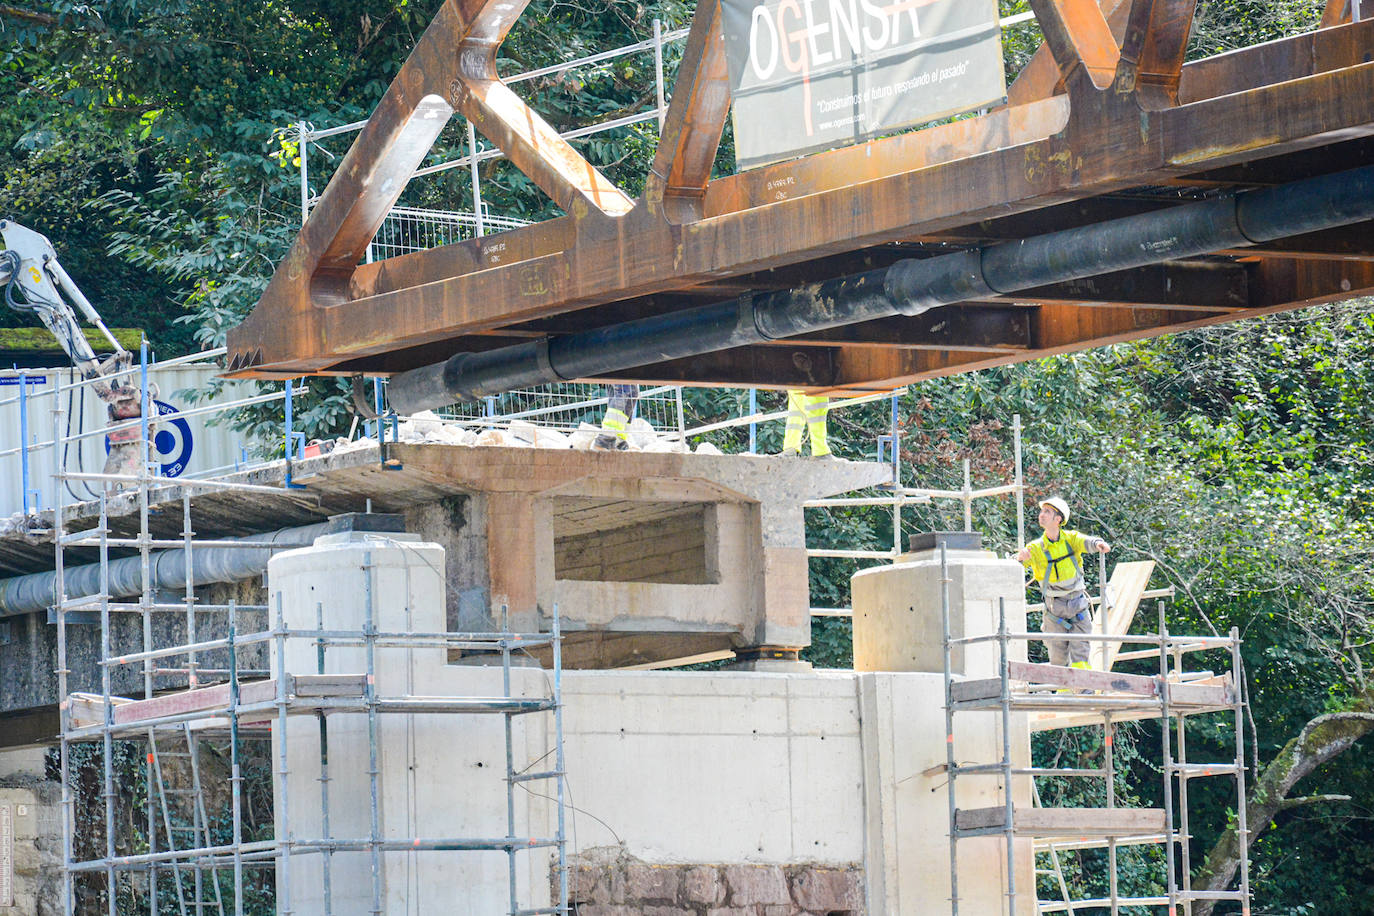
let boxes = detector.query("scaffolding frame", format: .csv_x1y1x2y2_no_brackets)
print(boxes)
43,346,570,916
798,401,1025,617
937,544,1252,915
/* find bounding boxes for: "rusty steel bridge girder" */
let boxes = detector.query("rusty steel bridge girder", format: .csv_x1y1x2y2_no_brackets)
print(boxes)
226,0,1374,396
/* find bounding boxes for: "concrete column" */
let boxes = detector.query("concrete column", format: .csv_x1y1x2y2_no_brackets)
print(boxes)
403,494,489,632
268,530,555,914
851,534,1028,675
755,545,810,647
752,501,811,651
487,492,539,632
851,533,1034,915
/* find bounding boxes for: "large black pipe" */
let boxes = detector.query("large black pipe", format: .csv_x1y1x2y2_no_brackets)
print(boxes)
388,164,1374,415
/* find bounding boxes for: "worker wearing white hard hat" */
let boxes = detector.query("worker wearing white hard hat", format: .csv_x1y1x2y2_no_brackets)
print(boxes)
1016,496,1111,669
1038,496,1072,524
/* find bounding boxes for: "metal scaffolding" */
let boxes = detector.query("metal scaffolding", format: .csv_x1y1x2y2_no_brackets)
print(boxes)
938,544,1251,915
800,402,1025,617
40,346,569,915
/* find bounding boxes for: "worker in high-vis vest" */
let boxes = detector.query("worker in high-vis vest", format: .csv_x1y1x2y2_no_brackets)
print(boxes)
593,384,639,451
1016,497,1111,669
781,390,830,457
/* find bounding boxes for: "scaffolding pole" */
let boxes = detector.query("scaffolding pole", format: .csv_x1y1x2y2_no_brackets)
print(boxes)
944,591,1250,916
43,354,571,916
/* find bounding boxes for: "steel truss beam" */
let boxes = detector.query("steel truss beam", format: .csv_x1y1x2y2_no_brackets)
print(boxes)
227,3,1374,397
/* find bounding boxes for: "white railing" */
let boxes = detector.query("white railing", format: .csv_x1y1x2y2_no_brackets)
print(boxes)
802,412,1027,616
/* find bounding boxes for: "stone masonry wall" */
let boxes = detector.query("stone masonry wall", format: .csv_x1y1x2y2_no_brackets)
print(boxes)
0,779,63,916
561,848,863,915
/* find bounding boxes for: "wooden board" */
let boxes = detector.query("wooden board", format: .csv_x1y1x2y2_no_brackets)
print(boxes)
65,674,368,729
957,806,1168,838
1092,560,1156,672
1028,674,1233,731
1017,662,1168,695
64,693,134,730
1033,833,1168,853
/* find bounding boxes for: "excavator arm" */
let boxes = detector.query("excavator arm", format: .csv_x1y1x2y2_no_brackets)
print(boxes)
0,219,151,482
0,220,130,379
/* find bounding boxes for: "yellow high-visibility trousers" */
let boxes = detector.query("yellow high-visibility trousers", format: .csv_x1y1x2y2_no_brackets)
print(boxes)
783,390,830,456
594,384,639,450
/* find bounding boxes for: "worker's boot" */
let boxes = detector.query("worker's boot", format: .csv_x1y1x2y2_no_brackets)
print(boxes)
592,433,628,451
1070,660,1095,695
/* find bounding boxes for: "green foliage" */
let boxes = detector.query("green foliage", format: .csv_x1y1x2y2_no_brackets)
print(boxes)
49,738,276,915
803,615,853,668
998,0,1043,80
906,303,1374,911
1188,0,1324,59
689,298,1374,909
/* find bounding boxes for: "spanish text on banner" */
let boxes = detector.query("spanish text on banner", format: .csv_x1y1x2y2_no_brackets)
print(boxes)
720,0,1007,169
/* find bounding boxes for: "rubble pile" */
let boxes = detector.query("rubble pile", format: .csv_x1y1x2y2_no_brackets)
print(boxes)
332,411,725,456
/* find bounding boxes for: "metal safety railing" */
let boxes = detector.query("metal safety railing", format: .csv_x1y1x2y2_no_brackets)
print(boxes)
799,403,1026,617
437,382,685,436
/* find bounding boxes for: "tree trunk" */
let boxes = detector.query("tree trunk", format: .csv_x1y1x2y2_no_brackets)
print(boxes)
1192,695,1374,916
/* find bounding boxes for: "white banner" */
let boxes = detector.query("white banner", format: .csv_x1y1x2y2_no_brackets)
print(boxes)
721,0,1007,169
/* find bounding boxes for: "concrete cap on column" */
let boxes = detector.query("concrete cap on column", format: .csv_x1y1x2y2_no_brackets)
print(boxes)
907,531,982,553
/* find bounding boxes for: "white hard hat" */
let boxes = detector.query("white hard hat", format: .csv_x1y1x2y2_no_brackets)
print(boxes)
1038,496,1071,524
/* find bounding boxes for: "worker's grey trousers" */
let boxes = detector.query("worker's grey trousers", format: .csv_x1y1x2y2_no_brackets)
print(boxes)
1041,593,1093,667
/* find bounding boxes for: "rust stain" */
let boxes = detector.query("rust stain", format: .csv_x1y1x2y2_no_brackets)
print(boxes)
518,265,552,298
1170,135,1283,167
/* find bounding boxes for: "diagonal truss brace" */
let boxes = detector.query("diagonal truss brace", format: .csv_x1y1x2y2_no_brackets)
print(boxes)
226,1,1374,396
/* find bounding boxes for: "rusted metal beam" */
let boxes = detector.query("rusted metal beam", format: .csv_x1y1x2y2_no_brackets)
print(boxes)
1117,0,1197,106
226,12,1374,399
1322,0,1351,27
455,79,634,219
1006,0,1131,106
228,0,629,373
644,0,730,223
700,94,1071,216
311,56,1374,367
1177,15,1372,102
1247,256,1374,310
1027,0,1122,89
443,0,633,216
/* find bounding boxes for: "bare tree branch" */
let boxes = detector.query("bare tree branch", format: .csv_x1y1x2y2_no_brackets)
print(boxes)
1275,793,1353,812
1193,703,1374,916
0,3,57,27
